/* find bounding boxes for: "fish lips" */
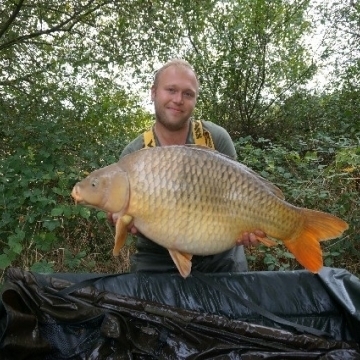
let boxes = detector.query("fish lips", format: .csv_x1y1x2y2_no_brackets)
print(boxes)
71,186,84,205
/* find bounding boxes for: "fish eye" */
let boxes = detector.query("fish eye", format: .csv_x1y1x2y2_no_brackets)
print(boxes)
91,178,99,187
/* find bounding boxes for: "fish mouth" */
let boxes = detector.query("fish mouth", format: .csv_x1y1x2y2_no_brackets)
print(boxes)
71,186,84,204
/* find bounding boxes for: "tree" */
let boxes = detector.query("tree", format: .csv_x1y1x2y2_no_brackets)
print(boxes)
314,0,360,89
188,0,315,137
1,0,320,140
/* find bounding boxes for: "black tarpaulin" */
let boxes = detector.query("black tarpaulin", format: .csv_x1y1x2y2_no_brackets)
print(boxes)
0,267,359,359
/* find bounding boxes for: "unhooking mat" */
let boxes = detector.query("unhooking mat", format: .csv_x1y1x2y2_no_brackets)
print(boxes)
0,267,360,359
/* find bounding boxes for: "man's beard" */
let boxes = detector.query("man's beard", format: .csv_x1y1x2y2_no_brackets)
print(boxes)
155,108,190,132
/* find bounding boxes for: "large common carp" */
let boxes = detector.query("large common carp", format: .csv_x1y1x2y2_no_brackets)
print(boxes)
71,145,348,278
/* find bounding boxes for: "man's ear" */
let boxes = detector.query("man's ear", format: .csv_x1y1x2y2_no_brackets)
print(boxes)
151,85,156,101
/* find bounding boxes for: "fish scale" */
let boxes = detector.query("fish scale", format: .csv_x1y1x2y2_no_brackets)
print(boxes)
72,145,348,278
125,148,250,253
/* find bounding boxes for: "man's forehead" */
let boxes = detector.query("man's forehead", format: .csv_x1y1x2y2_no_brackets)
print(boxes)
158,66,198,90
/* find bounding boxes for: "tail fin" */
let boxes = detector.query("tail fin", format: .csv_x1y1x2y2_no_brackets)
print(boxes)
283,209,348,273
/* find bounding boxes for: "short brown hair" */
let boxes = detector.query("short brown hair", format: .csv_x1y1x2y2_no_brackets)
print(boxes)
153,59,199,92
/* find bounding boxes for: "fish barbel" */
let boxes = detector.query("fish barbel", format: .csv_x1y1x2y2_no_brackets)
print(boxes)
71,145,348,278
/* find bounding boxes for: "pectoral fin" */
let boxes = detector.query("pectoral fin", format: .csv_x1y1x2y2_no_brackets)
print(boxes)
168,249,193,278
113,214,133,256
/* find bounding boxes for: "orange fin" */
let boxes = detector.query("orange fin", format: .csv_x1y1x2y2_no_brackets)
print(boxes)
168,249,193,278
257,237,277,247
113,215,133,256
283,209,348,273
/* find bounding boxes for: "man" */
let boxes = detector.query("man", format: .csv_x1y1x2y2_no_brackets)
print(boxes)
111,59,264,273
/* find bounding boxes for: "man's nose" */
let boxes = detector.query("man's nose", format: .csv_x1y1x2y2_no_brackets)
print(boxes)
173,92,183,104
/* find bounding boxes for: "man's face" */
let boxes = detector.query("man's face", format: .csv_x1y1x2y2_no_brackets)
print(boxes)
151,65,198,131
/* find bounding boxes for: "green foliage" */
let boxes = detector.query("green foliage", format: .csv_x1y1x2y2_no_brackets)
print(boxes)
188,0,314,137
315,1,360,89
247,242,296,272
63,249,90,270
0,84,151,278
30,260,54,274
0,0,156,278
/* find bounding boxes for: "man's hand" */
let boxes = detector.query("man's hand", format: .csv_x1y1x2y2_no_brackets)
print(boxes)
236,230,266,247
107,212,137,234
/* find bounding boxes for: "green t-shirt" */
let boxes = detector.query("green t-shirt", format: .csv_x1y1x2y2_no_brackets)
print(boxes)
120,120,237,159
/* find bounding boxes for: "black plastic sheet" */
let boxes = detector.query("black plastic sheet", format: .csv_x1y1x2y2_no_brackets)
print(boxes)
0,267,359,359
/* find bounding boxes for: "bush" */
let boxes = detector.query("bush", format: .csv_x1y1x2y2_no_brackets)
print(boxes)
0,118,133,280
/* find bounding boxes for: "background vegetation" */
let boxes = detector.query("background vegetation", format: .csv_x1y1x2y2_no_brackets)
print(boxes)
1,0,359,279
